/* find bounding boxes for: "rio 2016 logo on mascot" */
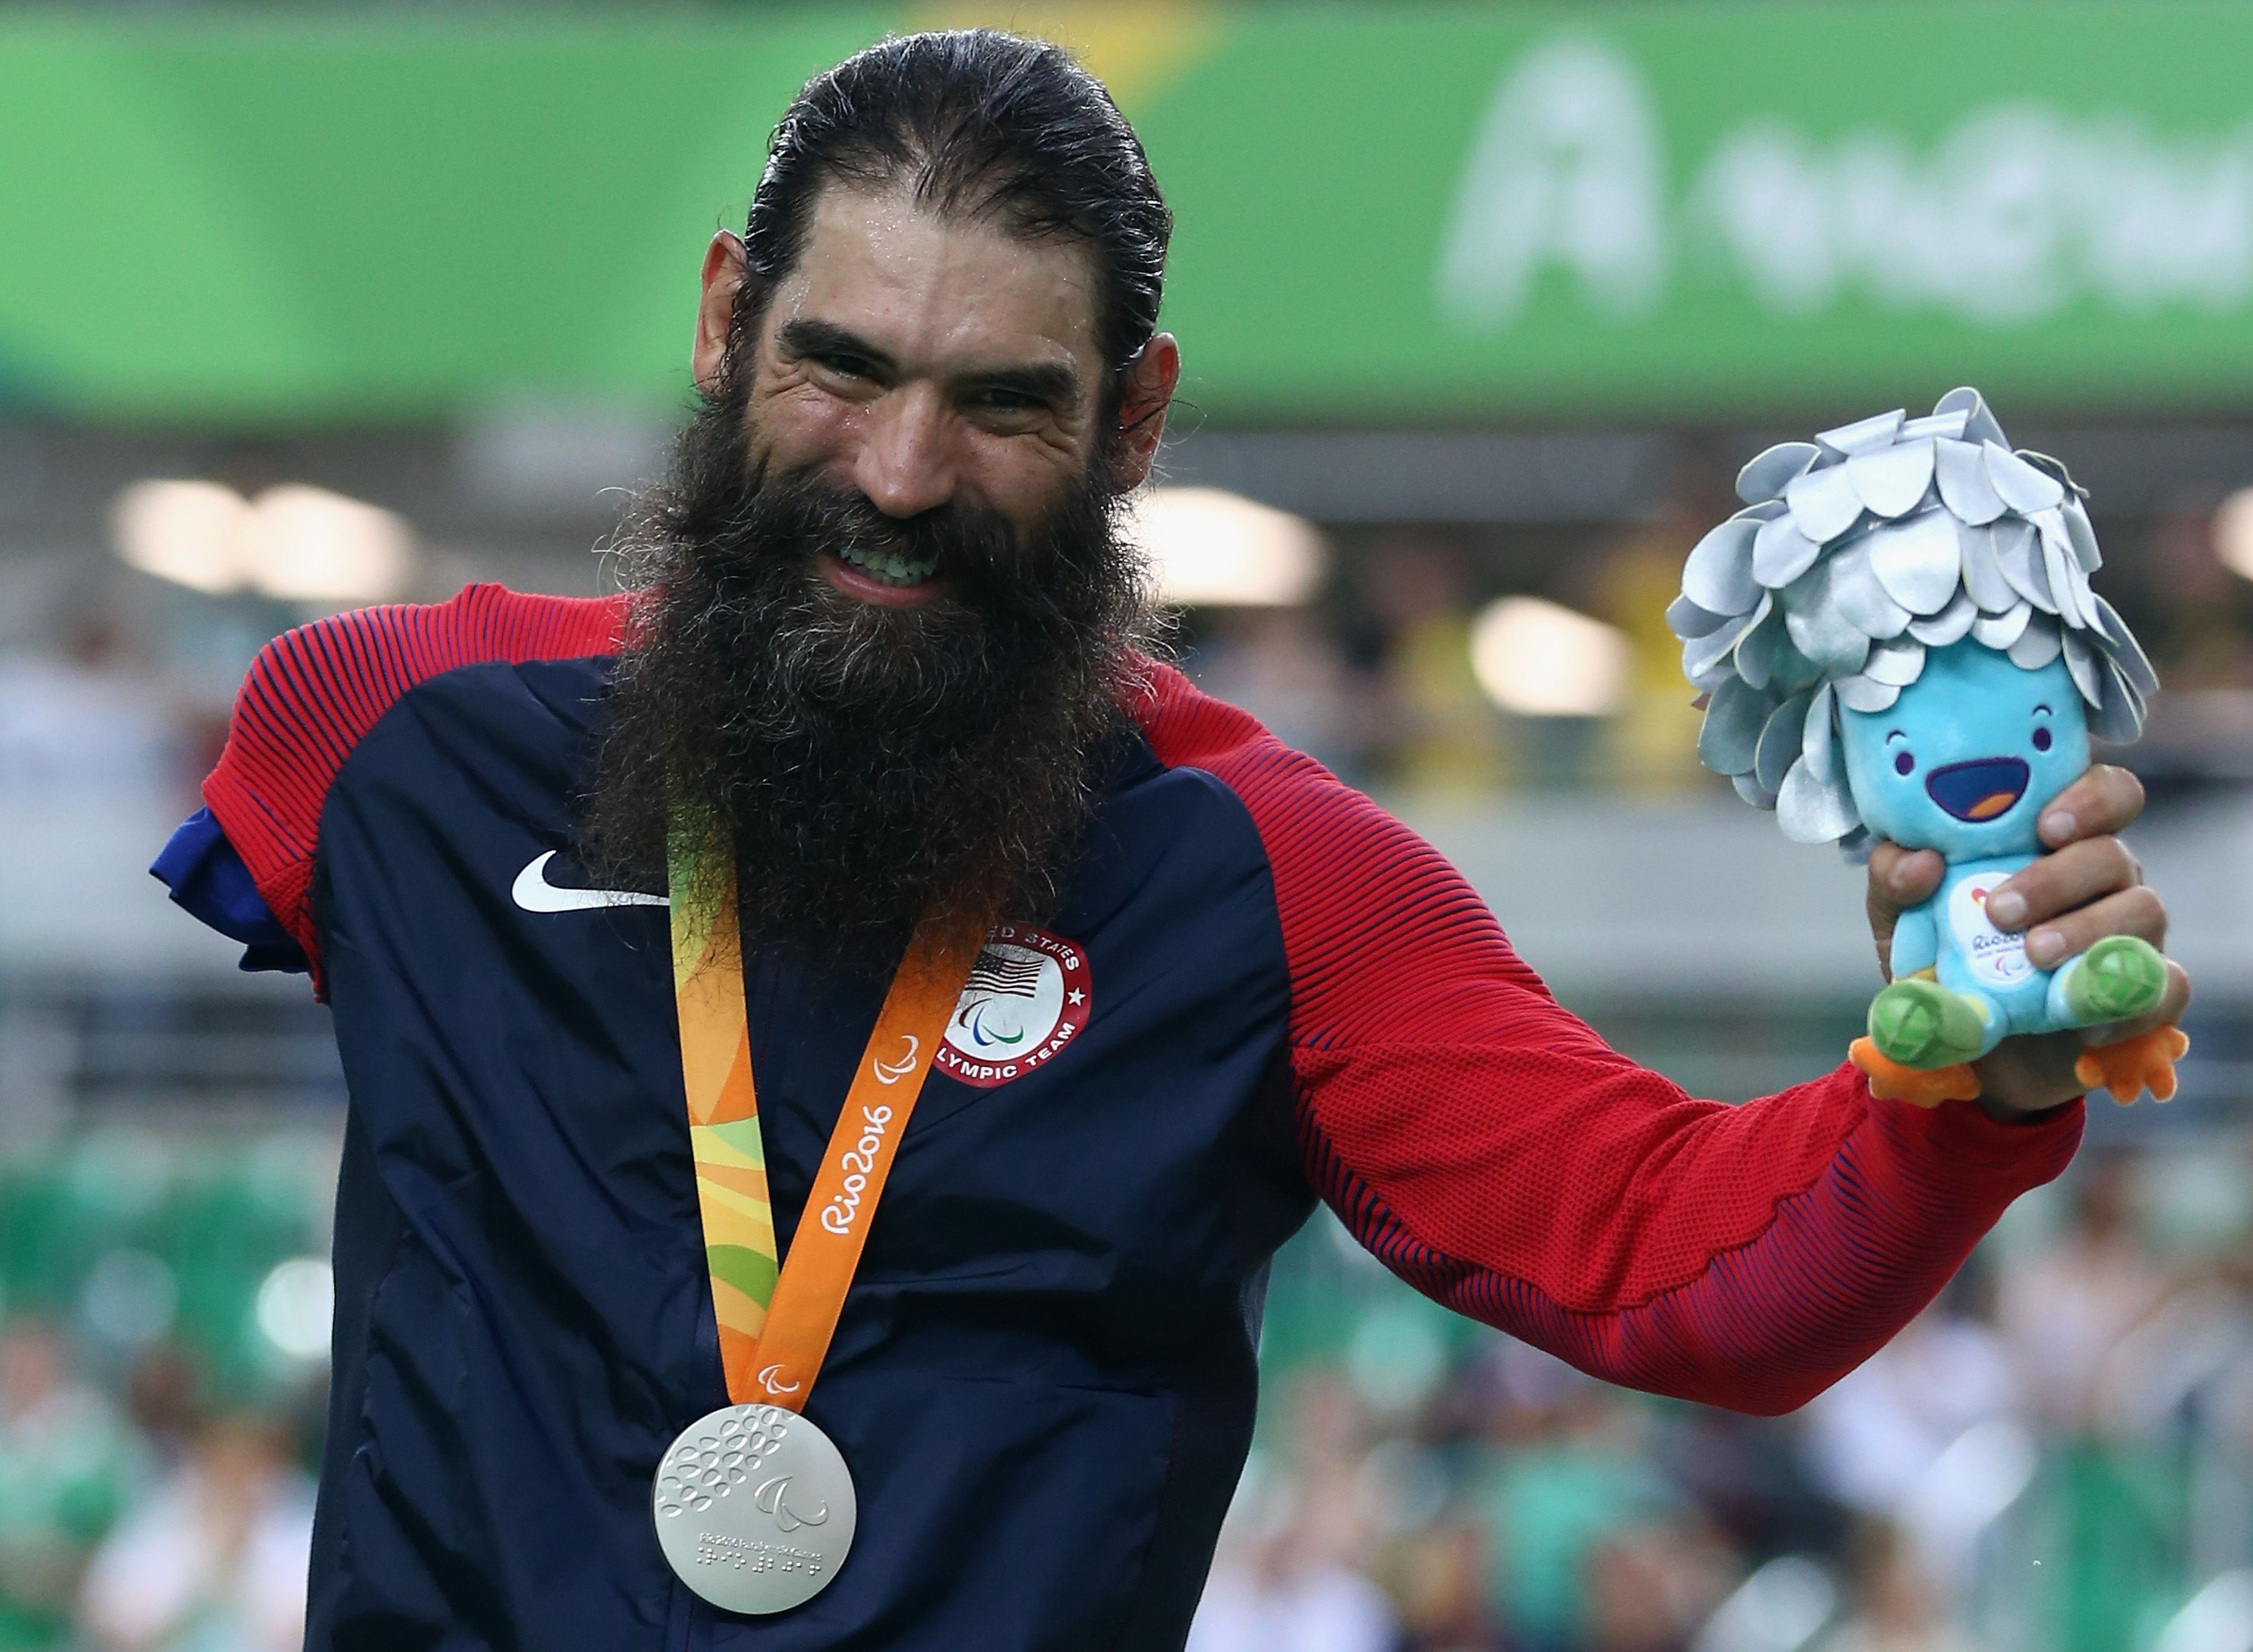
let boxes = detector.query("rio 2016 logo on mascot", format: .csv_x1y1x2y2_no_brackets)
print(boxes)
1670,387,2186,1108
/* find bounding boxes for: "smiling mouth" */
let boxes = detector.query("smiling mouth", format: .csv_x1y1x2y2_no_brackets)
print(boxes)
834,538,940,588
818,545,947,608
1925,757,2031,822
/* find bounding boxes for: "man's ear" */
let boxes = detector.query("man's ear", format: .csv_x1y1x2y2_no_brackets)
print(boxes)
693,232,751,394
1107,332,1180,491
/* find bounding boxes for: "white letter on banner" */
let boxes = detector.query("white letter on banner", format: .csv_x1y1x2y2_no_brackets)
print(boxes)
1437,36,1668,328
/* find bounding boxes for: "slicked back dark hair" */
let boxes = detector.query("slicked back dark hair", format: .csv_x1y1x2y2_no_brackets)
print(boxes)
738,29,1171,389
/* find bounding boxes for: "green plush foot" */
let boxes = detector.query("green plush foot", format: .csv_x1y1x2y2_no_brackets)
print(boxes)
2064,934,2167,1024
1869,979,1989,1068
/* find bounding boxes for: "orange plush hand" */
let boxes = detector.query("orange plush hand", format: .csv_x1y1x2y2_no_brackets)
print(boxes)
2075,1024,2190,1104
1850,1038,1981,1108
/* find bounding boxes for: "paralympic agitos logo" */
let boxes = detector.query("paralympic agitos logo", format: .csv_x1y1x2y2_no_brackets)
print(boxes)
936,924,1091,1090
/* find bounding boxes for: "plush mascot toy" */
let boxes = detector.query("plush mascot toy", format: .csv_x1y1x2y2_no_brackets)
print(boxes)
1670,387,2186,1108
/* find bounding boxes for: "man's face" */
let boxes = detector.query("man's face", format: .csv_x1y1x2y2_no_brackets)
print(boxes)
588,181,1166,970
709,181,1112,606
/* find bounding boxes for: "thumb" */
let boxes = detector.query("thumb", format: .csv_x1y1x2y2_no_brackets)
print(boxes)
1865,841,1943,981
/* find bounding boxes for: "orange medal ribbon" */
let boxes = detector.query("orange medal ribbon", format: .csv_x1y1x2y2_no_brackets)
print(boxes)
670,843,987,1411
746,915,986,1407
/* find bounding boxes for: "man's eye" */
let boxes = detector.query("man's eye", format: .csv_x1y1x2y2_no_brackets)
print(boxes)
819,354,872,379
977,389,1040,412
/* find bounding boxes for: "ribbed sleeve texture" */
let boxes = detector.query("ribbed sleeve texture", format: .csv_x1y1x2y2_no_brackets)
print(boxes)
1133,662,2080,1415
201,583,624,990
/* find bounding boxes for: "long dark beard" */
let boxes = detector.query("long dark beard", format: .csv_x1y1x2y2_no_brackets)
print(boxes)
579,390,1155,977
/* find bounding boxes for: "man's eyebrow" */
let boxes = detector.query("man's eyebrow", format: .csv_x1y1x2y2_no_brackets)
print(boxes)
775,319,897,374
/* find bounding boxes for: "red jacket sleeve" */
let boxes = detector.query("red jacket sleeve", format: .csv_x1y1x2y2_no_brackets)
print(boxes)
1135,664,2079,1415
201,583,624,991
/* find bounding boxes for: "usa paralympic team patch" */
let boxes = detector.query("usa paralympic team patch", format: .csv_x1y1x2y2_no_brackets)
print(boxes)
937,923,1091,1090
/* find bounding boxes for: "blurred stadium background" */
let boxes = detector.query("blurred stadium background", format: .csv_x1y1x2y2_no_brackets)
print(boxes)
6,4,2253,1649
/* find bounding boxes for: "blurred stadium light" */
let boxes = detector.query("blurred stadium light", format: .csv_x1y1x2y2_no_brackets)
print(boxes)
1688,1555,1837,1652
1128,486,1325,607
2217,489,2253,583
109,480,250,594
78,1246,177,1350
1469,595,1629,716
255,1256,333,1366
2158,1570,2253,1652
112,479,413,604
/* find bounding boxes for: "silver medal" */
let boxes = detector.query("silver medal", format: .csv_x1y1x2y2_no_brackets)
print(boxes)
652,1404,857,1615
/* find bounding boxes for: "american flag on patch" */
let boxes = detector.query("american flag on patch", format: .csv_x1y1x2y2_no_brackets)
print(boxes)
965,951,1044,998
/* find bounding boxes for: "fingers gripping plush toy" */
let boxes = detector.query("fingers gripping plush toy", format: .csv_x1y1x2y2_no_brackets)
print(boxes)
1670,387,2186,1108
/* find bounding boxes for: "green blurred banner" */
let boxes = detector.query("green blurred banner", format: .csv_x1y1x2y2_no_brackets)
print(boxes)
6,3,2253,423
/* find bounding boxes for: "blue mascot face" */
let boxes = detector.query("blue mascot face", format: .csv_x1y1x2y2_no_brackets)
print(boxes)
1838,640,2090,860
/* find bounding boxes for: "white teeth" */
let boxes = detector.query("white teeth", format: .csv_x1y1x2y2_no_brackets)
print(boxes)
837,541,938,587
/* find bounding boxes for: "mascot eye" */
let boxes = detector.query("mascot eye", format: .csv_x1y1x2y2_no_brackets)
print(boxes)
1894,751,1915,775
2033,727,2053,752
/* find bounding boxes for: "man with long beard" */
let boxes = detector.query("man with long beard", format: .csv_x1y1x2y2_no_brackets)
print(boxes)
154,28,2185,1652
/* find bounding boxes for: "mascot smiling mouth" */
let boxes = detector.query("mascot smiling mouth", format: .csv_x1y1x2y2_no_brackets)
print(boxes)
1926,757,2031,822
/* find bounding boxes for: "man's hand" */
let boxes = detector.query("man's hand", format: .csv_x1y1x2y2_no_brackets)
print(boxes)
1864,764,2192,1119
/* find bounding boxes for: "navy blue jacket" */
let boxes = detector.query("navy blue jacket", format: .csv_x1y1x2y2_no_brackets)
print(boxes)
160,585,2079,1651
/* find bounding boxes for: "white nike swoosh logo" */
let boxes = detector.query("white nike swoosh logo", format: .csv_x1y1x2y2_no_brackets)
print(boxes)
510,851,669,913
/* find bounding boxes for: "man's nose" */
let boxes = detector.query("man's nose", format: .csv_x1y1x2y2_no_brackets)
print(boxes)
850,384,957,519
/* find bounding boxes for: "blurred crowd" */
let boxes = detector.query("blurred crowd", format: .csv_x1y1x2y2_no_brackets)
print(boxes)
8,1140,2251,1651
1191,1147,2253,1652
0,1319,317,1652
1186,518,1714,796
1186,490,2253,797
